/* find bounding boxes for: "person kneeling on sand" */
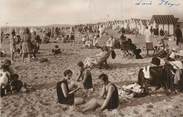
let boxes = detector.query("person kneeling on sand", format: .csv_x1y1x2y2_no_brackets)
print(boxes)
77,61,94,97
56,69,84,106
80,73,119,112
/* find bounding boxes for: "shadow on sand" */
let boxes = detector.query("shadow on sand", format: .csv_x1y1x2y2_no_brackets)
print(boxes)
109,62,149,69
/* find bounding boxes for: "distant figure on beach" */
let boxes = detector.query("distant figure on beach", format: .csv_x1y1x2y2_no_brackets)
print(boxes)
52,45,61,56
22,28,32,62
56,69,84,106
0,31,4,50
175,25,183,49
144,26,153,56
106,36,115,50
10,30,16,61
81,73,119,112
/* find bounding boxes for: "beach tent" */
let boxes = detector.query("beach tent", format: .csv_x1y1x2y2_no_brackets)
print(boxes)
150,15,177,35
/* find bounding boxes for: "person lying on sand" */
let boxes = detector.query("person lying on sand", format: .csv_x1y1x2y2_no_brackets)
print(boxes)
80,73,119,112
84,46,111,68
77,61,93,96
56,69,84,106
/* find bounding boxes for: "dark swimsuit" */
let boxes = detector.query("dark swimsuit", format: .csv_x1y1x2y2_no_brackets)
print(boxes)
106,83,119,110
56,79,74,105
82,69,93,89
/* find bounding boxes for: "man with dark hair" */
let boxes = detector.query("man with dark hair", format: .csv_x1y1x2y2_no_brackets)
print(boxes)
81,73,119,112
175,25,183,49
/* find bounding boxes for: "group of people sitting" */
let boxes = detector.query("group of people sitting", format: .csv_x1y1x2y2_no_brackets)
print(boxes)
120,34,143,59
138,50,183,94
82,34,99,48
0,59,29,97
56,61,119,112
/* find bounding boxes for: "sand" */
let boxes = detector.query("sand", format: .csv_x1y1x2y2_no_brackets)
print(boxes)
1,32,183,117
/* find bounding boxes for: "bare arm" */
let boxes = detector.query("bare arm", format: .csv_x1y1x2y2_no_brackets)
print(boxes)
61,82,80,96
77,70,83,81
61,83,68,98
100,85,105,98
68,87,80,95
100,85,114,110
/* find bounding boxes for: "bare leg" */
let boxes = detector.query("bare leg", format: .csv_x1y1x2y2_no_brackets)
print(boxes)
22,53,25,62
11,52,14,61
81,98,104,112
74,97,85,105
28,53,31,62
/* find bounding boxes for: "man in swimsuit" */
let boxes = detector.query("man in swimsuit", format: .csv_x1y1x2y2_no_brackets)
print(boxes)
81,73,119,112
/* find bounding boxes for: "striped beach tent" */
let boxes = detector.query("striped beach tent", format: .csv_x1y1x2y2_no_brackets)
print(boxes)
150,15,177,35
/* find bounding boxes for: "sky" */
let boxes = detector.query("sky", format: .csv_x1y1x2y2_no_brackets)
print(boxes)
0,0,183,26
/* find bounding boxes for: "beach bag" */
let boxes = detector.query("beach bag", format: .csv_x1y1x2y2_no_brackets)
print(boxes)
111,50,116,59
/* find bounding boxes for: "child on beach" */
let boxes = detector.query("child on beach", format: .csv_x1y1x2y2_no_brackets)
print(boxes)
77,61,93,96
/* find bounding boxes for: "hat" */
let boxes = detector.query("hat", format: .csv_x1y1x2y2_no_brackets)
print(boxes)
151,57,160,66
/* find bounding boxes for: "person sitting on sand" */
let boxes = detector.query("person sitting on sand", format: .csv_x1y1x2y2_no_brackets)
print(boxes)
0,59,29,96
77,61,93,96
56,69,84,106
81,73,119,112
52,45,61,56
165,49,183,91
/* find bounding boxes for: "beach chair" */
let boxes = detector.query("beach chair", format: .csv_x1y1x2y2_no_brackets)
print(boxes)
146,42,156,56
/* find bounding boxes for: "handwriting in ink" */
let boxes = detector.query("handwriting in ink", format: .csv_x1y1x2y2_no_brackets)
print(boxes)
159,0,180,7
136,0,152,5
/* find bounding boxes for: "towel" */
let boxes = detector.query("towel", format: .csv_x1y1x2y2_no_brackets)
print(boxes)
143,66,151,79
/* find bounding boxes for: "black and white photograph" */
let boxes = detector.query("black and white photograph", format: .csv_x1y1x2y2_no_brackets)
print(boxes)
0,0,183,116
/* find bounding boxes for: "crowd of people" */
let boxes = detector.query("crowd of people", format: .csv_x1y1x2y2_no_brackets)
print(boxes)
0,21,183,112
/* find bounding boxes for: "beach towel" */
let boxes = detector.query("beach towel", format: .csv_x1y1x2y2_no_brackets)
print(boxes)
142,66,151,79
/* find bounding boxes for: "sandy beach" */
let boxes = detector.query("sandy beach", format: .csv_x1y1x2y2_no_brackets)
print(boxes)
1,31,183,117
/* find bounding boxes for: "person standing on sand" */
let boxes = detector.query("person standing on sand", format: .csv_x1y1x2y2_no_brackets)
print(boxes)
77,61,93,96
10,30,16,62
81,73,119,112
0,31,4,50
56,69,84,106
21,28,32,62
144,26,153,56
175,25,183,49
